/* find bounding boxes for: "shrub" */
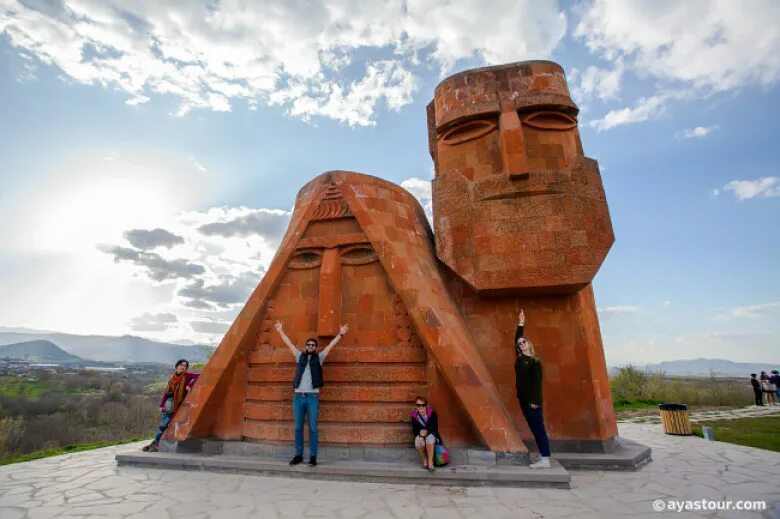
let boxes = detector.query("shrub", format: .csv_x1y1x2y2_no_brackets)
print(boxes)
610,367,754,408
0,416,25,457
610,365,665,402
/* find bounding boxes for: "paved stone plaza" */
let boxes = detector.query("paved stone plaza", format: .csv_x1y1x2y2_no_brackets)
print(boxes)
0,422,778,518
620,404,780,425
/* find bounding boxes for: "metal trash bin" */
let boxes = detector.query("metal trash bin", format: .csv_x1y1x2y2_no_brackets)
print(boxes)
659,403,693,435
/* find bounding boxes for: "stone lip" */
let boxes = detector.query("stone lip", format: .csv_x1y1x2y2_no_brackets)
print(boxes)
437,60,566,85
116,451,571,489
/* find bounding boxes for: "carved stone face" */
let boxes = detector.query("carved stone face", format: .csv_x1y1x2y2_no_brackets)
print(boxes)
285,219,383,341
427,61,614,294
245,174,430,445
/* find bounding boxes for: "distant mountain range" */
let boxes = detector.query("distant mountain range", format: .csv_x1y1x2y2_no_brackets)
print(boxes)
611,358,779,377
0,331,212,364
0,340,83,364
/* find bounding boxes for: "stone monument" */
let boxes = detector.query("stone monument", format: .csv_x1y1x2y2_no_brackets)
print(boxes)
167,60,618,456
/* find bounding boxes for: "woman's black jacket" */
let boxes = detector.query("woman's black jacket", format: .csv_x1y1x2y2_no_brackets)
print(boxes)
411,409,443,444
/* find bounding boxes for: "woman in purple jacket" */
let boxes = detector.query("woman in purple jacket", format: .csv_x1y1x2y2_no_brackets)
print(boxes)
411,396,442,472
143,359,200,452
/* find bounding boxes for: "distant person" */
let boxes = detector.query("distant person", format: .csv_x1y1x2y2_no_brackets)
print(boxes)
515,309,552,469
750,373,764,406
770,370,780,404
410,396,443,472
762,371,777,405
143,359,200,452
274,320,349,467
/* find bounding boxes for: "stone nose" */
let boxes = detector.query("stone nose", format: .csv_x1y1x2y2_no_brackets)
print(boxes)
498,100,529,179
317,247,342,338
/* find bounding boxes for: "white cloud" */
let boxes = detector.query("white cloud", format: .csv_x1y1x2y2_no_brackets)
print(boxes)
400,177,433,221
124,228,184,250
576,0,780,129
677,125,719,139
0,0,567,126
589,94,670,131
597,305,640,315
0,148,279,343
80,203,287,341
715,177,780,200
716,300,780,320
285,60,418,127
575,0,780,93
4,150,214,255
400,177,432,201
190,318,231,334
189,157,207,172
570,62,623,103
130,312,179,332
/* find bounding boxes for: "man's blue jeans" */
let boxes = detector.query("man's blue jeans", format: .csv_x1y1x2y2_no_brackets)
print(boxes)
293,393,319,457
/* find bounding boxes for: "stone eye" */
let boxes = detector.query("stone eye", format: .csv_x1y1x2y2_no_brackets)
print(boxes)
521,111,577,131
288,249,322,270
340,244,378,265
439,119,497,146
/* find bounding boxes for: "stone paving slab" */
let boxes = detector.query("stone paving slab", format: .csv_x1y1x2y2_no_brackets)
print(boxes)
1,423,778,518
619,404,780,424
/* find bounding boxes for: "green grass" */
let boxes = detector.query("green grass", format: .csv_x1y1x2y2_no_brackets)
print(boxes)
0,378,48,397
613,398,662,411
693,415,780,453
144,381,167,395
0,437,145,466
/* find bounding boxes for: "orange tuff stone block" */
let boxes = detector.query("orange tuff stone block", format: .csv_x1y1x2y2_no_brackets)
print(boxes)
317,248,342,337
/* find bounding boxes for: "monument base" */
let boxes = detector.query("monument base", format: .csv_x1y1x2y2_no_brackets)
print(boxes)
115,436,651,488
553,437,652,470
115,449,569,489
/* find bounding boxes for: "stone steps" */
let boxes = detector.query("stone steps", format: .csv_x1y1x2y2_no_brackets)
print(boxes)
115,452,571,488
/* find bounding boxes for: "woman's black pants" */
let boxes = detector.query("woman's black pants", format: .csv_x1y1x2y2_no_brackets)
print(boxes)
519,402,551,457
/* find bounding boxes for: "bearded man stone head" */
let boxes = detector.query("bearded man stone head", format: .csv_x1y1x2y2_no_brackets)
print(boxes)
427,60,614,294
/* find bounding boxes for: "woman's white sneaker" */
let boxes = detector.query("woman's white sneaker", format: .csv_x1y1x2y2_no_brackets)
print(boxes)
529,457,551,469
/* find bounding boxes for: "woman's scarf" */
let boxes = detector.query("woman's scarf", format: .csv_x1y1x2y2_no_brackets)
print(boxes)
165,372,188,415
411,406,433,427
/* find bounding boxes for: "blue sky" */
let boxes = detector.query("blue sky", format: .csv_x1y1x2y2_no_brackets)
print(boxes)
0,0,778,365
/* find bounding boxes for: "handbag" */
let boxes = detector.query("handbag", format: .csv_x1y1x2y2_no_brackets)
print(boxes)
763,382,777,392
162,396,174,414
433,443,450,467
